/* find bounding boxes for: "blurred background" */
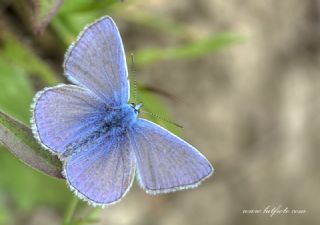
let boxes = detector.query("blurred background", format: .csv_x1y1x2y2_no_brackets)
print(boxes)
0,0,319,224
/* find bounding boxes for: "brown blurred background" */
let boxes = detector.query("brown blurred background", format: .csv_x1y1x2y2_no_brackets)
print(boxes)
0,0,319,225
102,0,319,225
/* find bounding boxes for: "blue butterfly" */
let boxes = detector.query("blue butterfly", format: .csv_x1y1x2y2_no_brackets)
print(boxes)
31,16,214,206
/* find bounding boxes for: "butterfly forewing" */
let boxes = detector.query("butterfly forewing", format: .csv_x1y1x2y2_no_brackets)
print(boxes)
64,16,129,106
32,84,106,154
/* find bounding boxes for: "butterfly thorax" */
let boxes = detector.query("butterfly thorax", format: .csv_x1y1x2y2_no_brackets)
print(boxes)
103,104,138,131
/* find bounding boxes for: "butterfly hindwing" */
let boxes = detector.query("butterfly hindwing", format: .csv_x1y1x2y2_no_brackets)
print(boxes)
63,134,135,206
64,16,129,106
129,119,213,194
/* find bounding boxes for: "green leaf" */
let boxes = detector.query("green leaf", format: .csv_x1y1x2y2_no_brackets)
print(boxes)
0,50,69,211
0,193,11,225
31,0,64,34
135,33,243,65
131,87,181,135
58,0,116,14
0,148,70,210
117,11,188,38
0,110,63,179
0,62,34,124
52,0,118,45
0,31,60,86
0,56,62,178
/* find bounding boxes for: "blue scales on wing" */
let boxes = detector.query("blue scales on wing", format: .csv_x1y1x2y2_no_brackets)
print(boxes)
129,119,213,194
64,16,129,106
32,17,135,206
31,16,213,207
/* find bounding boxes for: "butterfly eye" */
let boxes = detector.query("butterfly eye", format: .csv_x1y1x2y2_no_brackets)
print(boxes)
129,103,141,114
133,103,142,114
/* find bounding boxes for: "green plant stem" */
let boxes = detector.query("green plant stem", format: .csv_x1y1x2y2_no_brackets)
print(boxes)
62,196,79,225
73,207,100,225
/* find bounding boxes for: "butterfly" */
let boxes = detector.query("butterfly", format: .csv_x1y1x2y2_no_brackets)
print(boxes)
31,16,214,206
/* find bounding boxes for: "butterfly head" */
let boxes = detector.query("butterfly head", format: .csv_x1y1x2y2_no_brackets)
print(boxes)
129,103,142,115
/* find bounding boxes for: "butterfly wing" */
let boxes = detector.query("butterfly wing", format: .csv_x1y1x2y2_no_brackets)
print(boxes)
63,134,135,206
32,84,106,154
129,119,213,194
64,16,129,106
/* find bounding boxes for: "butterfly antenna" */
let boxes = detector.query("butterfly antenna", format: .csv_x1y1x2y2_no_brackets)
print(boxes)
140,110,184,129
130,54,181,129
130,53,139,103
